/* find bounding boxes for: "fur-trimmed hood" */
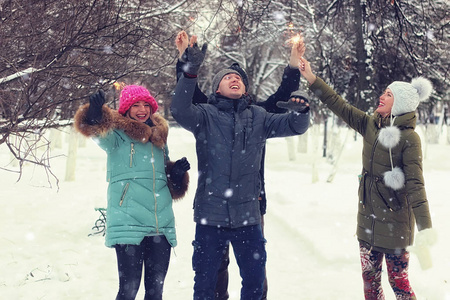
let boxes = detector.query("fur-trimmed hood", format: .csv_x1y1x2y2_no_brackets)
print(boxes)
74,104,168,148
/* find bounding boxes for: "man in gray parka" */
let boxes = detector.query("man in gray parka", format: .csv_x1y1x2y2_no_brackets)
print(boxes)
171,41,310,300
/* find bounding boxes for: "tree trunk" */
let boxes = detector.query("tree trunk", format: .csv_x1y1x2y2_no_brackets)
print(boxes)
353,0,370,111
65,127,78,182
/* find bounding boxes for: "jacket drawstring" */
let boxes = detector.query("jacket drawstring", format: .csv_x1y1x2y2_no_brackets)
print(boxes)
387,115,397,172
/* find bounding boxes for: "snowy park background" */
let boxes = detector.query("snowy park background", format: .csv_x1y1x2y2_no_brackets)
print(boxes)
1,122,449,300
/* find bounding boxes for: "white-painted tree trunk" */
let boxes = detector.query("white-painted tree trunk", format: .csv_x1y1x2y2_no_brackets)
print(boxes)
49,128,62,150
426,124,438,144
417,124,428,159
311,124,320,183
65,127,78,182
297,131,308,153
447,125,450,145
327,128,350,183
286,136,296,161
78,134,86,147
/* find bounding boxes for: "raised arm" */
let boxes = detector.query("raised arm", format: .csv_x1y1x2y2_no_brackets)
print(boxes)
299,57,369,134
257,38,305,113
171,38,208,132
174,31,208,104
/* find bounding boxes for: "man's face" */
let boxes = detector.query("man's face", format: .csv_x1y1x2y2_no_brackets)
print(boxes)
216,73,246,99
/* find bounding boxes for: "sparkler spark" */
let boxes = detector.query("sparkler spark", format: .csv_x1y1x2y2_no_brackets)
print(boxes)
288,33,303,46
113,81,126,91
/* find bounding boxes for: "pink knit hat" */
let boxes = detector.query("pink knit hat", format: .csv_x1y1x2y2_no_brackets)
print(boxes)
118,85,158,115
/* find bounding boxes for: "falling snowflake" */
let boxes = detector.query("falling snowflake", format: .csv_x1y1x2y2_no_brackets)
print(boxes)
224,188,233,198
103,45,113,54
271,11,286,25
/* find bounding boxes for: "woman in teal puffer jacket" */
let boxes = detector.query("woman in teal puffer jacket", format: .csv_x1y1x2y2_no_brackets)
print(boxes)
297,57,436,300
74,85,189,300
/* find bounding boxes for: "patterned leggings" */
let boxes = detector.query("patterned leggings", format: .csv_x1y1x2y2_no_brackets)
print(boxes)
359,243,417,300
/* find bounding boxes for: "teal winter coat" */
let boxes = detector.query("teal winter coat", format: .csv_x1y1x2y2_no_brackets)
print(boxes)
74,105,189,248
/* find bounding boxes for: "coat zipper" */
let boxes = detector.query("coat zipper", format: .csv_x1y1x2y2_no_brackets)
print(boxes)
150,144,159,234
374,177,394,212
367,139,379,245
130,142,135,167
119,182,130,206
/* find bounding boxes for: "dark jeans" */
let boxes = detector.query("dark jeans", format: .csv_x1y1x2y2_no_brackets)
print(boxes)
193,224,266,300
114,235,171,300
214,216,268,300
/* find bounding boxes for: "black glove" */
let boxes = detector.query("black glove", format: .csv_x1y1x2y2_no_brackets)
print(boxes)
276,93,310,113
86,89,106,124
183,43,207,75
170,157,190,188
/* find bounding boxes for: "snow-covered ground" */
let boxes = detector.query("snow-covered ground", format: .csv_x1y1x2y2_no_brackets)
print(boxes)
1,124,449,299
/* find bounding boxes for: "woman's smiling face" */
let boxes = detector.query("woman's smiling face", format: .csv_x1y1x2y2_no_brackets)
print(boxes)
126,100,151,122
376,88,394,117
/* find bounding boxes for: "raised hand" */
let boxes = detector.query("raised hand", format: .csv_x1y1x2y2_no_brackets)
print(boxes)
175,31,189,59
289,34,305,68
299,57,316,85
86,89,106,124
89,89,106,108
276,90,310,113
184,41,207,75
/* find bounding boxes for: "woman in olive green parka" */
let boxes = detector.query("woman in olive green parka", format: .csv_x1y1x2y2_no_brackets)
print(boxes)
74,85,189,300
297,57,435,300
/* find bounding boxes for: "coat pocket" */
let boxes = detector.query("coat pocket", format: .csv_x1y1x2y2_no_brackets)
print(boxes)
374,180,402,211
119,182,130,206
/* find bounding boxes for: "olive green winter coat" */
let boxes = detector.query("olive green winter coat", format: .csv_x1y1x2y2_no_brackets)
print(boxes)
310,77,432,252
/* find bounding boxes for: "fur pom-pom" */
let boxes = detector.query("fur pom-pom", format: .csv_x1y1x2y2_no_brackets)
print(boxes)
378,126,401,149
411,77,433,102
383,167,405,190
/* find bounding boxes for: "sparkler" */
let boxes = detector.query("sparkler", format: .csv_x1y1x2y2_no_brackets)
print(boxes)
287,33,304,47
113,81,126,91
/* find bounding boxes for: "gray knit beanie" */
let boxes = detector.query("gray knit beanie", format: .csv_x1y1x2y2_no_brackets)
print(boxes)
211,69,241,94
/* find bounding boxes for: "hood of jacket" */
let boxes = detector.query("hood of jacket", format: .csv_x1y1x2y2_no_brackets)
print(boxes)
373,111,416,132
207,93,252,113
74,104,168,148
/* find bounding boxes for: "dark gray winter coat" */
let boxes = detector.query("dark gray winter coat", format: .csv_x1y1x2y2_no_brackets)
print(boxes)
171,75,310,228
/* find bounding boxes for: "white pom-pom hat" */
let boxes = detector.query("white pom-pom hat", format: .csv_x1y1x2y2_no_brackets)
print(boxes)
388,77,433,116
